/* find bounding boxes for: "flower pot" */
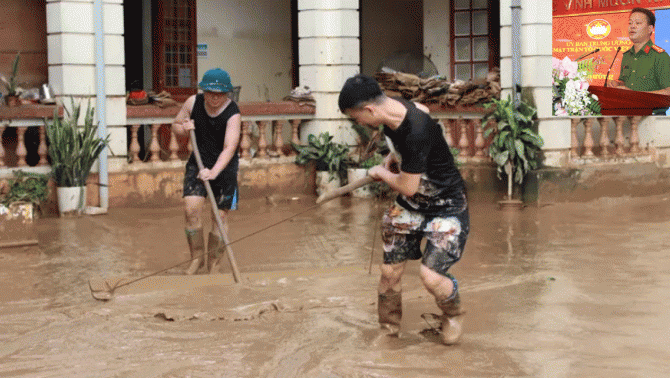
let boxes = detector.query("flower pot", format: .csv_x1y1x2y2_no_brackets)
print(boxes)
347,168,374,198
56,186,87,217
315,171,341,196
4,95,20,107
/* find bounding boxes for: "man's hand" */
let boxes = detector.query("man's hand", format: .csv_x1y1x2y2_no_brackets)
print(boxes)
367,165,386,181
383,153,400,174
198,168,219,181
181,119,195,131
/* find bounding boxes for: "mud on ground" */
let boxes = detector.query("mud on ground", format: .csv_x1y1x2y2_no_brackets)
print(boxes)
1,194,670,377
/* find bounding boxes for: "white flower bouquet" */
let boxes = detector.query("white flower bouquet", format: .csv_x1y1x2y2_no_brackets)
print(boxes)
552,56,602,116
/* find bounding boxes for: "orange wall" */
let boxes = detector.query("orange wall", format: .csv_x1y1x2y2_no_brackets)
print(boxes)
0,0,47,92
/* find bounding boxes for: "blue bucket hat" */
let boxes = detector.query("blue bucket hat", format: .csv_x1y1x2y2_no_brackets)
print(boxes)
198,68,233,93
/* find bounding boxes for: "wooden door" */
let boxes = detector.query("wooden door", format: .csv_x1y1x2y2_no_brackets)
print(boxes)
153,0,197,102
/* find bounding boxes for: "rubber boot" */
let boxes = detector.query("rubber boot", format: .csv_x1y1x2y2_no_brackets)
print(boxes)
378,289,402,336
436,278,465,345
207,231,225,274
184,228,204,275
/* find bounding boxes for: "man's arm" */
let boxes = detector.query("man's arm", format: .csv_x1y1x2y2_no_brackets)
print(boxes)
368,166,421,197
171,95,197,136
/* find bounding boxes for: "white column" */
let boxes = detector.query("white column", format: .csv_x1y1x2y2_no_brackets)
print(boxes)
501,0,568,166
46,0,127,170
297,0,360,145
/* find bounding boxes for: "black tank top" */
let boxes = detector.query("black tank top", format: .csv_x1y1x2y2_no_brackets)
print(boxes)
188,94,240,175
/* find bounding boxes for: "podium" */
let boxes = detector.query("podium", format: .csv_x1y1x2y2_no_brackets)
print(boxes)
588,85,670,116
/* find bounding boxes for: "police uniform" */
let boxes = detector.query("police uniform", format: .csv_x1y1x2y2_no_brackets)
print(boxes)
619,40,670,114
619,40,670,92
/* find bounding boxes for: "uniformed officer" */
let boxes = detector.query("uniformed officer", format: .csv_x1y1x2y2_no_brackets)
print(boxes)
610,7,670,114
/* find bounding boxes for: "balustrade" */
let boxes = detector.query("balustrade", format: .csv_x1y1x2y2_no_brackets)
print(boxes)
436,116,496,162
570,116,650,159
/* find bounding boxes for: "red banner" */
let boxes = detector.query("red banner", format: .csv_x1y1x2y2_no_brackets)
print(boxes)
553,13,635,85
553,0,670,17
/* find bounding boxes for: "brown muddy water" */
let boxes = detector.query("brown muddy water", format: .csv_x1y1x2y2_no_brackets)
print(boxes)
1,194,670,377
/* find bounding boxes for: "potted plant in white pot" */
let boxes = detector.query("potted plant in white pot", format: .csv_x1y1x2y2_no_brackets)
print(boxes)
44,99,110,216
294,132,349,195
482,94,544,210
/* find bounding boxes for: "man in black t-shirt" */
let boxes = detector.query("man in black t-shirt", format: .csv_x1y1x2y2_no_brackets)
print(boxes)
339,74,469,345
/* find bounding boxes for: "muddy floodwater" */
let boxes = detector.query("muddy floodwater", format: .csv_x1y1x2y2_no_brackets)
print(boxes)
1,193,670,377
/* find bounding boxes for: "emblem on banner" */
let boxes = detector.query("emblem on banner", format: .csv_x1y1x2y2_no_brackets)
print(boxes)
586,19,611,40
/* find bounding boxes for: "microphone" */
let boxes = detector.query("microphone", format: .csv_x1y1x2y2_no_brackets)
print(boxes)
576,48,600,61
604,47,622,88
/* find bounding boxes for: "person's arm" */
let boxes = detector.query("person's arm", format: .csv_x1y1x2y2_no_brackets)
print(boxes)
649,53,670,96
368,165,421,197
198,113,242,180
413,102,430,114
171,95,197,136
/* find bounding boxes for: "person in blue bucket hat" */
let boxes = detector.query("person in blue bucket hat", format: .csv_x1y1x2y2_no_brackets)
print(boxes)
172,68,241,275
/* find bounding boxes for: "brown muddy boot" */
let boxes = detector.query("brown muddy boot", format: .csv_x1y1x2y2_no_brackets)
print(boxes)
207,231,224,274
378,289,402,337
436,283,466,345
184,228,204,275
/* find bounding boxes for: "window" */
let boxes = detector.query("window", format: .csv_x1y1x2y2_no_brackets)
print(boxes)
450,0,500,81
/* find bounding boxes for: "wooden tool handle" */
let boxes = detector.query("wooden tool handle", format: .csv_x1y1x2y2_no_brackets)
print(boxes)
316,175,375,203
189,130,241,283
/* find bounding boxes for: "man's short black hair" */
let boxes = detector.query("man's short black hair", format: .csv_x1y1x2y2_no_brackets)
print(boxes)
631,7,655,27
338,74,384,112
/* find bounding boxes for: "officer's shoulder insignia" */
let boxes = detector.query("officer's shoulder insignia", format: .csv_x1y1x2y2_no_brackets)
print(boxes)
651,44,665,53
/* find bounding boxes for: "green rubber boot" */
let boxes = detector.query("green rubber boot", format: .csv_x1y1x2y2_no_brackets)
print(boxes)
184,228,204,275
378,289,402,336
207,231,225,274
436,279,466,345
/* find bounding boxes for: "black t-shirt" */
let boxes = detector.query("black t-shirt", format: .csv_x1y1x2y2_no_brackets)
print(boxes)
383,99,466,216
188,94,240,178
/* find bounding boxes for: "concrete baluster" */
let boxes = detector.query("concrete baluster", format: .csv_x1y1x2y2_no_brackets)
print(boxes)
443,118,454,147
582,118,595,157
150,124,161,162
16,127,28,167
129,125,141,163
290,119,301,155
273,120,284,156
614,116,625,156
473,119,485,157
598,117,610,157
458,118,470,157
239,121,252,159
570,118,581,157
38,125,49,166
629,116,641,154
257,120,268,158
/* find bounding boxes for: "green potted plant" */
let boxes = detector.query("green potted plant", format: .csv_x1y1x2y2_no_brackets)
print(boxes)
1,53,21,107
345,124,387,197
0,170,50,219
44,99,110,216
293,132,349,195
482,94,544,209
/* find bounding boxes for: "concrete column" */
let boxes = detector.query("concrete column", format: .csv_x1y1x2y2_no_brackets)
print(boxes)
46,0,127,171
297,0,360,145
500,0,568,167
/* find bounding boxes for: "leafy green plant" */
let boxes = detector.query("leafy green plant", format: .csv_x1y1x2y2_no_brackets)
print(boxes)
293,132,349,175
482,94,544,200
0,170,50,206
45,99,110,187
1,53,20,96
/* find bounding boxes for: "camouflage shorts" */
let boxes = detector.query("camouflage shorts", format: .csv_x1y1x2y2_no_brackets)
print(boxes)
381,201,469,276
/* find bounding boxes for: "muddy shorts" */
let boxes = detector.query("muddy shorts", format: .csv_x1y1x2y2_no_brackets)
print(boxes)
381,201,469,276
183,160,238,210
